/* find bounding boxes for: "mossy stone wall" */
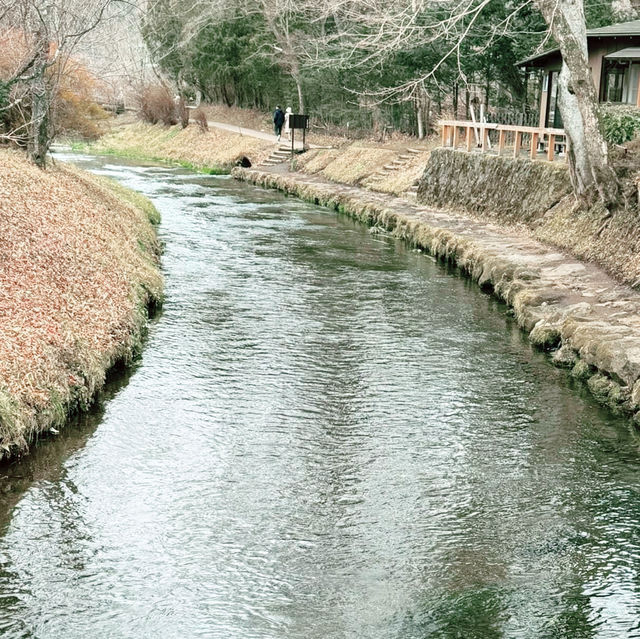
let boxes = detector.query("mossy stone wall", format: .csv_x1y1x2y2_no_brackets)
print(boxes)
417,149,572,224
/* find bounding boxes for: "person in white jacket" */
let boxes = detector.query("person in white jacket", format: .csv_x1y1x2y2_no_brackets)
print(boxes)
283,107,292,139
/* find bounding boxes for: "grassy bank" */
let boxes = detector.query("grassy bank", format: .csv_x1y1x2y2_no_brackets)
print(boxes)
86,116,434,194
295,142,433,195
0,150,163,457
79,120,274,173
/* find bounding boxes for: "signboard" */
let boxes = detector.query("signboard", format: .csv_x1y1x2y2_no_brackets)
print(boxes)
289,114,309,130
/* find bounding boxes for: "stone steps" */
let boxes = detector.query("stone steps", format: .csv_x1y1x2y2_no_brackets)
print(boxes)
366,148,427,191
260,144,305,167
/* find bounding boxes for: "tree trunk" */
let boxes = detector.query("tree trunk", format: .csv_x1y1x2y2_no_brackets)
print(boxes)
290,57,305,113
221,84,233,107
28,35,49,169
416,95,424,139
453,81,458,118
484,61,490,111
295,76,305,114
535,0,619,206
425,96,431,134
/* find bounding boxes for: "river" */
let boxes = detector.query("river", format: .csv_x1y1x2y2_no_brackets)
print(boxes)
1,154,640,638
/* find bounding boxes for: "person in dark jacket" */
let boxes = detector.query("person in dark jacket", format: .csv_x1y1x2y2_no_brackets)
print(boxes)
273,106,285,141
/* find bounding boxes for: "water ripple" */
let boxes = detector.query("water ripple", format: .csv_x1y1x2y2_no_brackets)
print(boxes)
0,155,639,638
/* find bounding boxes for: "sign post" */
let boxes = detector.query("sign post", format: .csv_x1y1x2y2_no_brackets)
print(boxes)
289,114,310,158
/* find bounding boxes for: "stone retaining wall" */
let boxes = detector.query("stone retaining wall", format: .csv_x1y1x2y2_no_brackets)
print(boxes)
417,148,572,224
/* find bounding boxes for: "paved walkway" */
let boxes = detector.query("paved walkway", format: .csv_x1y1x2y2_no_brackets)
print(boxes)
206,119,321,148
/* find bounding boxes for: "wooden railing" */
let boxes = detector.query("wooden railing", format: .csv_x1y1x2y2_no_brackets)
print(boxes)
438,120,567,162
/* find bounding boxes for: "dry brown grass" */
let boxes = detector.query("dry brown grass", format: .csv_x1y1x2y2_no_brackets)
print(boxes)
200,104,352,149
534,197,640,285
89,121,274,171
296,143,396,185
0,149,163,456
202,104,272,132
295,139,435,195
364,150,433,195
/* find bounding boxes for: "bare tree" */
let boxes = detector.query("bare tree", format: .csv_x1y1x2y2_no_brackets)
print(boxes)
535,0,618,205
0,0,126,166
142,0,315,113
258,0,307,112
306,0,619,205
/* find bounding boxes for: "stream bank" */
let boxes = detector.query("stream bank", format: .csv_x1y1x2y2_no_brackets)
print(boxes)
77,120,275,173
0,150,163,458
234,165,640,421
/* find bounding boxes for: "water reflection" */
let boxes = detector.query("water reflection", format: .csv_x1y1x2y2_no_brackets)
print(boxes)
0,154,639,638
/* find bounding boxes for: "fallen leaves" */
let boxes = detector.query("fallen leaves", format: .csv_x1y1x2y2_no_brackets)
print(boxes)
0,149,163,454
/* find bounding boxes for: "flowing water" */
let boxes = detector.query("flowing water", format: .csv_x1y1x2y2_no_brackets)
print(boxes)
1,154,640,638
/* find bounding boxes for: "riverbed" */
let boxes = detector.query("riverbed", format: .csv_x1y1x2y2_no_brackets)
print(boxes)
0,154,639,638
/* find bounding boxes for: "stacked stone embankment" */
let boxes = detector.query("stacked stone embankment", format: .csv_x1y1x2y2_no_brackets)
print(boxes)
418,148,572,223
233,165,640,421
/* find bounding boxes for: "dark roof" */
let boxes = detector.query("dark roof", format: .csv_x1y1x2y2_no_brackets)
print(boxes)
605,47,640,59
517,19,640,67
516,47,560,67
587,19,640,36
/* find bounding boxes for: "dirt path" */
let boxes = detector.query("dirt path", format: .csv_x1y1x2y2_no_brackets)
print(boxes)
234,164,640,420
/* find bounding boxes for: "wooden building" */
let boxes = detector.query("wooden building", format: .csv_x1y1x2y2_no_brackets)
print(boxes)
518,19,640,128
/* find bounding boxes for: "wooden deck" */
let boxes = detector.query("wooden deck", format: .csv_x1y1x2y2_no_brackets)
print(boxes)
439,119,567,162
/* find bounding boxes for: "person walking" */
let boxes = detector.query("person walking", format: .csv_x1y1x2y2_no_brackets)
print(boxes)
273,106,285,141
283,107,292,140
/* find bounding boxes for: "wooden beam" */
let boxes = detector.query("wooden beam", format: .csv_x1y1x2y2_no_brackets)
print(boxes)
481,126,488,152
546,134,555,162
530,132,539,160
453,126,460,148
441,125,447,147
498,130,506,155
513,131,522,158
466,126,473,152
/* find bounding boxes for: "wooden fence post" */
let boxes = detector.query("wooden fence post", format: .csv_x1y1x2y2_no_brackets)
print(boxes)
546,134,555,162
498,129,506,155
530,132,539,160
513,131,522,158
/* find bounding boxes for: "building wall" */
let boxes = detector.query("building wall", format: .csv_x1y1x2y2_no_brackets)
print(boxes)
533,35,640,127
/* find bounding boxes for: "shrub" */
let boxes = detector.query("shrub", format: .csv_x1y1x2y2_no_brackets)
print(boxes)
53,63,111,140
1,41,110,144
193,107,208,133
599,104,640,145
55,88,110,140
178,97,189,128
139,85,177,126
